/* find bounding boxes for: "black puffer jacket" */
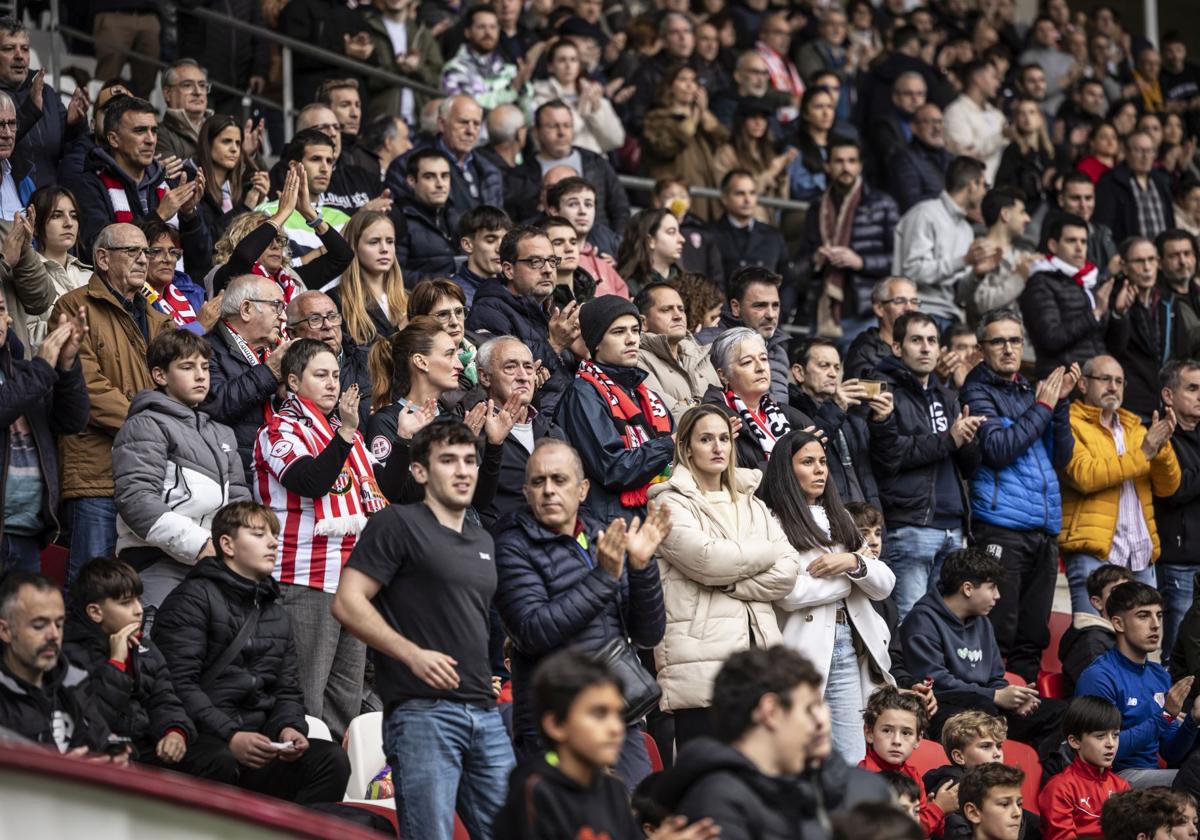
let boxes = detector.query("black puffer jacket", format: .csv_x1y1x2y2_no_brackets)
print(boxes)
153,557,307,742
396,201,459,286
1019,266,1117,379
63,605,196,758
201,323,282,476
1156,425,1200,568
0,656,111,752
843,325,891,381
790,387,882,510
868,354,981,530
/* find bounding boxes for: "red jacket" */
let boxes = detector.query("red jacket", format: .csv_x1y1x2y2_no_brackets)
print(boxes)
859,747,945,838
1037,754,1130,840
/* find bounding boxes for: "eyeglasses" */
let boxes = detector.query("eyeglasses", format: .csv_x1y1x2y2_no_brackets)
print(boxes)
983,336,1024,349
0,119,17,133
291,312,343,328
1084,374,1125,387
146,246,183,261
308,121,343,135
881,296,920,307
268,235,290,249
100,245,151,259
248,298,286,314
513,255,561,270
431,306,466,323
171,80,212,93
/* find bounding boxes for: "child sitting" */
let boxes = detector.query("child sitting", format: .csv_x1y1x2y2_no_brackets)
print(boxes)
859,685,956,838
1101,789,1180,840
960,763,1026,840
62,558,197,768
1038,695,1130,840
1059,564,1133,695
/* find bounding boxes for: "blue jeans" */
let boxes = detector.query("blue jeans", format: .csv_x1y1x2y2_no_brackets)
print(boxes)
1158,565,1196,662
883,525,964,621
1064,553,1156,615
0,534,41,573
826,620,866,766
385,699,516,840
65,497,117,588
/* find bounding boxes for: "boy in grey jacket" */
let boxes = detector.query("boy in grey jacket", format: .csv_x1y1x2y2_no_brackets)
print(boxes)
112,330,250,609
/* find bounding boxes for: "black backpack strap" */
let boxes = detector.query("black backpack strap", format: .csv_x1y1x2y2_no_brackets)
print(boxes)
200,605,261,692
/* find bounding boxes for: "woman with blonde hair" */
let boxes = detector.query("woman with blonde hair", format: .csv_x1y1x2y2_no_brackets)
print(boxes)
648,404,800,747
324,210,408,347
206,163,353,299
995,97,1062,213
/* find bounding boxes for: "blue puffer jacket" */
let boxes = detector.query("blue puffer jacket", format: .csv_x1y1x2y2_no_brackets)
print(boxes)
493,509,665,746
960,363,1074,534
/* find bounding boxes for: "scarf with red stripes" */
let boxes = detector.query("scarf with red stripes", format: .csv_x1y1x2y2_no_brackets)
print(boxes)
576,359,672,508
264,394,387,536
98,169,177,227
142,282,198,326
250,261,301,306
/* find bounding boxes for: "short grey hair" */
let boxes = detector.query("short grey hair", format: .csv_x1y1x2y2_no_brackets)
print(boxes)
709,327,766,376
163,58,207,88
92,223,127,267
221,274,270,318
487,104,526,145
870,276,913,305
659,11,694,37
975,309,1023,343
476,335,527,375
439,94,482,122
286,290,336,325
1161,359,1200,392
526,438,585,483
0,90,15,117
420,99,444,135
1081,355,1121,378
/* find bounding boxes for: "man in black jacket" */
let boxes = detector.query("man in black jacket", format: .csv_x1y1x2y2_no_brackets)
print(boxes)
887,103,954,213
396,148,460,285
1106,237,1166,419
0,572,113,755
493,439,667,787
1158,229,1200,360
0,301,89,573
1156,359,1200,661
844,276,919,381
285,291,372,429
1095,131,1176,243
709,170,789,291
1042,172,1120,281
869,312,983,620
154,501,350,803
201,275,290,475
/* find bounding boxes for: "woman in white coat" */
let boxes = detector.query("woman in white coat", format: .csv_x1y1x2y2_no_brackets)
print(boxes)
647,405,801,749
761,429,895,765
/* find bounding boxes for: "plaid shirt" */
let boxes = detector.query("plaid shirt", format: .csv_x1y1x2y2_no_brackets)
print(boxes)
1131,175,1168,239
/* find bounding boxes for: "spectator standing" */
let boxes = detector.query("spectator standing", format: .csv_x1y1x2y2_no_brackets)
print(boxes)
649,405,800,748
795,9,853,113
253,340,385,739
1158,230,1200,357
960,311,1077,683
1021,214,1128,379
697,266,790,405
1107,238,1168,419
764,429,896,764
620,12,708,134
867,71,926,179
91,1,160,97
201,274,291,474
712,98,795,222
1018,18,1080,116
796,138,899,339
995,98,1060,217
156,60,212,163
755,11,805,123
869,312,983,619
179,0,268,118
843,276,919,381
635,283,719,422
709,170,789,288
1095,131,1176,243
334,422,516,840
0,301,88,573
154,502,351,804
531,41,626,155
785,87,841,205
194,116,271,244
286,290,372,429
50,223,172,585
887,104,954,213
944,61,1008,182
958,188,1036,329
361,0,443,124
1059,355,1182,613
112,330,249,608
27,186,91,348
324,209,408,345
1155,360,1200,661
441,5,531,111
894,156,994,334
494,439,668,786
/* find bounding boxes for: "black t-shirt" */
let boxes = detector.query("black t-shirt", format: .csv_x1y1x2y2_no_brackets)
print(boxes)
346,502,497,710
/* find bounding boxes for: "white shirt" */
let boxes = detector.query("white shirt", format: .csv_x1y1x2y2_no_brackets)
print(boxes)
943,94,1008,181
0,159,19,222
381,16,415,124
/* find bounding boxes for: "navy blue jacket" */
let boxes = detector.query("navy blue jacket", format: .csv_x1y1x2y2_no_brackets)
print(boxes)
960,363,1073,534
0,332,90,544
200,324,280,476
709,215,789,285
513,147,631,235
868,354,981,530
493,509,665,745
396,200,459,287
1094,163,1176,244
1156,426,1200,568
6,73,84,189
887,139,952,213
555,362,676,525
386,138,504,231
901,590,1005,707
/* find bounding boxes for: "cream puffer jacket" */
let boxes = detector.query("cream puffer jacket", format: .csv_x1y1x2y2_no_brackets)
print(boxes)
648,465,801,712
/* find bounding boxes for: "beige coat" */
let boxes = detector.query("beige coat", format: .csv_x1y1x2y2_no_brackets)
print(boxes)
648,465,801,711
637,332,721,423
26,253,92,349
0,219,58,349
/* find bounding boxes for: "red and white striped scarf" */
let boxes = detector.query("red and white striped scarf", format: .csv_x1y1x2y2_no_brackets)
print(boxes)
142,282,198,326
756,42,804,120
98,169,177,228
262,393,387,537
251,261,301,306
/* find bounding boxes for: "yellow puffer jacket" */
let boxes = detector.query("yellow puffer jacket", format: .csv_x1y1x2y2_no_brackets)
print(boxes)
1058,402,1181,561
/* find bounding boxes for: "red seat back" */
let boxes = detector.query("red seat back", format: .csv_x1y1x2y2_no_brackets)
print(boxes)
1041,612,1072,674
643,730,664,773
1004,671,1027,687
1037,671,1066,699
1002,739,1042,816
40,544,68,588
908,739,949,779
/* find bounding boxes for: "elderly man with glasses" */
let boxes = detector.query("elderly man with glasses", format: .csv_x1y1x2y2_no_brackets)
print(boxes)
201,273,292,475
48,222,174,584
960,310,1078,683
285,289,371,428
1096,131,1177,244
156,58,212,161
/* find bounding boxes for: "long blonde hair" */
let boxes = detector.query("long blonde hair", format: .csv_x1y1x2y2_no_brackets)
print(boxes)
339,210,408,345
212,211,289,267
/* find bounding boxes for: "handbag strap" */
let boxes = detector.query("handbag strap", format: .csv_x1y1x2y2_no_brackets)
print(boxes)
200,605,261,692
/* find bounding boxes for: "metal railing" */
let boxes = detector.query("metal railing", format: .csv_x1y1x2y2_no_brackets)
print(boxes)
46,0,810,212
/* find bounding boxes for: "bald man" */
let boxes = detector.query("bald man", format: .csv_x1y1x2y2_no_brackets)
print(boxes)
286,290,371,427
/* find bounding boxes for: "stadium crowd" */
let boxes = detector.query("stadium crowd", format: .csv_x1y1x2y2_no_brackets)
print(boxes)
3,0,1200,837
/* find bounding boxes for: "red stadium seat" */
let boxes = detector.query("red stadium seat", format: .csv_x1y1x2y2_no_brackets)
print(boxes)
39,543,67,588
643,730,664,773
1041,612,1072,674
1037,671,1066,700
1004,672,1027,687
908,739,950,778
1002,740,1042,816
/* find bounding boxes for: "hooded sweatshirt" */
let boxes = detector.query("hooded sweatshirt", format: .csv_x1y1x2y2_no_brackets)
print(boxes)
494,754,642,840
1037,754,1130,840
1058,612,1115,696
900,590,1006,706
860,747,946,838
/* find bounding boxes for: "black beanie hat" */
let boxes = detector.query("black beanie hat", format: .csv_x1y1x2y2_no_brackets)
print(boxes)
579,295,641,355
